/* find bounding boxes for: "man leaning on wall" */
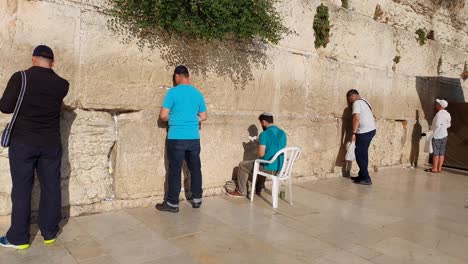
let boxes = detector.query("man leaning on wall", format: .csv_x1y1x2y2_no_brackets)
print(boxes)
425,99,451,173
156,65,208,213
347,89,377,185
0,45,69,250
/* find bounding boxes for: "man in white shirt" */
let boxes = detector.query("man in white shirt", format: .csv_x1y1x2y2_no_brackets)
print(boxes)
347,89,377,185
425,99,451,173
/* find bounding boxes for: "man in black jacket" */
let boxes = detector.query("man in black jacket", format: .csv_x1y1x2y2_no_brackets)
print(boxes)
0,45,69,249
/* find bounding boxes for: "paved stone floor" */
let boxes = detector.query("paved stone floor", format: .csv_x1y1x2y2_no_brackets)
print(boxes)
1,167,468,264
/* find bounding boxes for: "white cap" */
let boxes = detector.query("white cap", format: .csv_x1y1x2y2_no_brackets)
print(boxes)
436,99,448,108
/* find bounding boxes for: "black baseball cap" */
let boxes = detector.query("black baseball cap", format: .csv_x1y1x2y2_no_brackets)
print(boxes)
174,65,189,76
32,45,54,60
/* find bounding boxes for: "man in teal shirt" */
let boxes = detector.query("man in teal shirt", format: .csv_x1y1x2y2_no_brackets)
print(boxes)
156,66,207,213
227,112,287,198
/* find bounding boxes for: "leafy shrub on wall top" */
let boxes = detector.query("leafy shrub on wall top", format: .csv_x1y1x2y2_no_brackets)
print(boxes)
106,0,288,44
313,4,330,49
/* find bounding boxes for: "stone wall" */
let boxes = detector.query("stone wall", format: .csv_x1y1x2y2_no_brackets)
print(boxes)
0,0,466,216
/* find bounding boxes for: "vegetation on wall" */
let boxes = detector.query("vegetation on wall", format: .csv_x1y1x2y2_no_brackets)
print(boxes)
105,0,291,87
427,30,435,40
106,0,288,44
341,0,349,9
393,56,401,64
313,4,331,49
373,4,384,20
415,28,427,46
437,57,442,75
462,62,468,81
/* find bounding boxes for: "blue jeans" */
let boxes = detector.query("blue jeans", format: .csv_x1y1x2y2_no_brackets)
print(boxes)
7,143,62,245
166,139,203,207
355,130,376,182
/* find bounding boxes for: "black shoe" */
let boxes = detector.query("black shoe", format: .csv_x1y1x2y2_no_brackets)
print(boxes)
192,201,202,209
354,179,372,185
351,177,362,183
255,187,264,195
155,202,179,213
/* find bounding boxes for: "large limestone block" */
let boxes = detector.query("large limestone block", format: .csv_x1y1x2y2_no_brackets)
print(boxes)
113,110,166,199
322,6,395,70
0,0,18,86
369,120,407,167
78,10,171,110
189,46,307,115
343,0,467,51
202,115,340,184
0,0,80,103
437,47,468,79
379,72,412,120
0,114,11,215
276,0,318,52
191,59,276,115
280,117,340,177
113,112,342,199
114,112,267,198
0,109,115,215
304,58,407,119
61,109,115,207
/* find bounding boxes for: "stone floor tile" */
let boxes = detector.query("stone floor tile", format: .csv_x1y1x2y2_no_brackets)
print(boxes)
103,237,182,264
172,224,304,264
314,250,376,264
1,167,467,264
74,210,159,244
125,203,222,239
79,255,119,264
381,220,451,249
346,244,383,260
370,237,465,264
0,240,78,264
370,254,419,264
59,218,90,243
244,217,339,262
436,232,468,262
63,235,109,261
199,196,273,229
141,253,200,264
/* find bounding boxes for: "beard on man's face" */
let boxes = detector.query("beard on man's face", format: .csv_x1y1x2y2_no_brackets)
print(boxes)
261,125,267,131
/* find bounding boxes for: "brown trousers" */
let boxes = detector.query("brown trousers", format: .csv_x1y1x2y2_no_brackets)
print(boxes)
236,160,268,195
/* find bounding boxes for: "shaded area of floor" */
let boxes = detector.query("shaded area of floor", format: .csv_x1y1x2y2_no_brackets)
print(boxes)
1,167,468,264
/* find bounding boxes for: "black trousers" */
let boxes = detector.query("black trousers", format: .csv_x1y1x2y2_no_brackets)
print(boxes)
355,130,376,182
166,139,202,207
6,143,62,245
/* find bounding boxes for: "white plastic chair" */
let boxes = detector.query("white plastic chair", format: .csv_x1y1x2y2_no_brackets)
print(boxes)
250,147,302,208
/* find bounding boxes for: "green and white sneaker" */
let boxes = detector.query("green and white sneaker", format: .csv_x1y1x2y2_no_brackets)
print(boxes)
0,236,30,250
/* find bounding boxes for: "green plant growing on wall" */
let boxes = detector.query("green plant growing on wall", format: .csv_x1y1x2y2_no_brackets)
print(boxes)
415,28,427,46
393,56,401,64
437,57,442,75
341,0,349,9
106,0,288,44
313,4,331,49
427,30,435,40
461,61,468,81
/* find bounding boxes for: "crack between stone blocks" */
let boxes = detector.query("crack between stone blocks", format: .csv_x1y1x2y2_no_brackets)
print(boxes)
105,113,119,201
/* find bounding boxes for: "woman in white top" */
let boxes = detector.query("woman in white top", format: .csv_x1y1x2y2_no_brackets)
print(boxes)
425,99,451,173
